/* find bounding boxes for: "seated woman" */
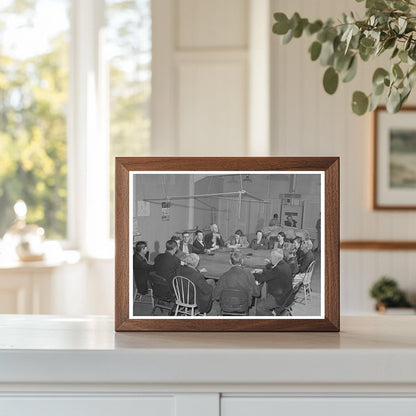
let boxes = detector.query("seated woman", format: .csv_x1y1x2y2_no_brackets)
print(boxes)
250,230,267,250
133,241,154,295
226,229,249,249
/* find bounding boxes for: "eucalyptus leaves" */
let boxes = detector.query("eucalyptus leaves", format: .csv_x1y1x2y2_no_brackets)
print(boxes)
273,0,416,115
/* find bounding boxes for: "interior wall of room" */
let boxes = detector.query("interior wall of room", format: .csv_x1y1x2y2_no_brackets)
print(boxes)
193,176,222,232
39,0,415,317
133,174,190,260
150,0,416,314
271,0,416,313
152,0,251,156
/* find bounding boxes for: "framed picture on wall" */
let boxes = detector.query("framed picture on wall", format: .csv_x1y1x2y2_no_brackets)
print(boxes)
374,106,416,209
115,157,339,332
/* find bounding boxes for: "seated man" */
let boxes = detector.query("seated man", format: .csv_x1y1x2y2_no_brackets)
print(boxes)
283,245,299,276
133,241,154,295
254,249,293,316
193,230,207,254
213,251,260,307
250,230,267,250
154,239,181,288
176,253,213,314
293,237,302,263
226,229,249,249
179,231,193,255
268,231,285,250
204,223,224,251
298,238,314,273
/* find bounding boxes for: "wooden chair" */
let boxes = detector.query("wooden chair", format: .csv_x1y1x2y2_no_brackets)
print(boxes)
219,289,250,316
293,260,316,304
172,276,198,316
149,272,175,316
275,282,303,316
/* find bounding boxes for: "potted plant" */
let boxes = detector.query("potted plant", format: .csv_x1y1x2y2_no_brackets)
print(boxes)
369,276,413,313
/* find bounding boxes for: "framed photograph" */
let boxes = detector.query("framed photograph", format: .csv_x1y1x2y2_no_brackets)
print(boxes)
374,106,416,209
115,157,339,332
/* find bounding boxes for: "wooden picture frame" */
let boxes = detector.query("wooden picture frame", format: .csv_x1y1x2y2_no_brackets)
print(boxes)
115,157,339,332
373,106,416,210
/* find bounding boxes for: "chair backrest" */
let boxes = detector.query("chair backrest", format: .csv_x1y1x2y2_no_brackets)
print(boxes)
220,289,249,314
302,260,316,285
275,282,303,315
172,276,197,307
149,272,174,301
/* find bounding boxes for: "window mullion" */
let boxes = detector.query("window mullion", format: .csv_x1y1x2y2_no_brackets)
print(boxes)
69,0,109,256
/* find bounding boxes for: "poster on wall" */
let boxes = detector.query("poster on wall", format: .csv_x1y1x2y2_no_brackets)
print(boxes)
161,201,170,221
137,200,150,216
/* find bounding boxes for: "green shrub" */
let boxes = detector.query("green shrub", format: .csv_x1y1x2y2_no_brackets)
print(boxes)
370,276,411,307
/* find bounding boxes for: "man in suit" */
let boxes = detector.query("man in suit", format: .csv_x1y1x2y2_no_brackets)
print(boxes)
154,240,181,288
179,231,193,255
204,223,224,251
254,249,293,316
213,251,260,306
250,230,267,250
177,253,213,314
193,230,207,254
298,238,315,273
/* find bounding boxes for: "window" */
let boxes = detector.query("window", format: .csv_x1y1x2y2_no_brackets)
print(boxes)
0,0,151,251
106,0,152,237
0,0,70,239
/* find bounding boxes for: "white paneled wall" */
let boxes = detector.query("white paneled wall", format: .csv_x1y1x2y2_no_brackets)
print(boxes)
152,0,251,156
150,0,416,314
271,0,416,314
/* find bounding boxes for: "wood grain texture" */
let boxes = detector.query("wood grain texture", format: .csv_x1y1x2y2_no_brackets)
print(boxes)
341,241,416,250
373,106,416,210
115,157,340,332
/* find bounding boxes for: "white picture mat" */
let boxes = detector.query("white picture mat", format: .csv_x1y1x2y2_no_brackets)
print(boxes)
129,171,325,320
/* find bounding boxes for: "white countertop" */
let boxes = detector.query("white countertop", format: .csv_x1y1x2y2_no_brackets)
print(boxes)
0,315,415,388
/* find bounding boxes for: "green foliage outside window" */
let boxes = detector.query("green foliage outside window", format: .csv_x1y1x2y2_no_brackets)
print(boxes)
0,1,69,238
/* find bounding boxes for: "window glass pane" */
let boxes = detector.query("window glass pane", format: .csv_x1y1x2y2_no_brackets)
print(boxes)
106,0,151,237
0,0,70,239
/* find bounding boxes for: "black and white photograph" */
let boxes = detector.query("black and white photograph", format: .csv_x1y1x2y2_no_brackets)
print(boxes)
129,171,324,319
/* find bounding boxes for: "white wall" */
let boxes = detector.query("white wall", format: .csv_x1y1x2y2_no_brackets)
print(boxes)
21,0,413,317
270,0,416,313
150,0,416,315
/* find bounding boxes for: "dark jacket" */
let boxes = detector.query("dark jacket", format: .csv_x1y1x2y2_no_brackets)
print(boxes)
176,265,213,313
179,241,193,254
255,260,292,306
213,265,260,303
154,252,181,287
133,252,154,295
192,239,206,254
250,237,268,250
204,232,224,249
298,250,315,273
